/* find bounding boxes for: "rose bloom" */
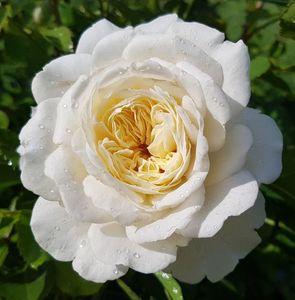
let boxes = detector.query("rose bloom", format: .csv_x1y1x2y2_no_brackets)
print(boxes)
18,14,282,283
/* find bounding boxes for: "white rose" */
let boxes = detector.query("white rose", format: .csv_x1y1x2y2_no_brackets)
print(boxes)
18,14,283,283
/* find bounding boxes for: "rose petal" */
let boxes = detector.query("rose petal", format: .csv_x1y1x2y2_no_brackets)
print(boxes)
212,40,250,109
123,34,223,85
233,108,283,184
32,54,91,103
179,170,258,238
92,28,134,70
125,186,204,244
18,98,60,201
135,14,179,33
206,124,253,186
83,175,143,225
89,222,178,273
73,241,128,283
31,197,89,261
76,19,120,54
167,192,265,283
44,146,110,223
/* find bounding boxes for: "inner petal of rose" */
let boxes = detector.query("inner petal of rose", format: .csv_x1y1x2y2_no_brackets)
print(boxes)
93,86,192,196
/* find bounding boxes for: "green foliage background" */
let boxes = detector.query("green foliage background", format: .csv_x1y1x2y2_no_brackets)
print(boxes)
0,0,294,299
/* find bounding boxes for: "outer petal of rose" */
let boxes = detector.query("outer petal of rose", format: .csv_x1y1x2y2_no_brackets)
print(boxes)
167,192,265,283
166,20,250,110
89,222,179,273
32,54,91,103
73,242,128,283
92,28,134,70
135,14,179,33
206,124,253,186
125,186,204,244
76,19,120,54
18,98,60,201
31,197,125,281
166,19,225,55
233,108,283,184
212,40,250,109
123,34,223,85
31,197,89,261
83,175,144,225
177,61,231,125
44,146,111,223
179,170,258,238
53,75,90,146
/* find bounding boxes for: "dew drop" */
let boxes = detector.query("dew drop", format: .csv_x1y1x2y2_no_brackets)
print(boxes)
133,252,140,259
50,189,55,194
117,249,122,254
180,194,185,199
73,103,79,109
79,240,86,248
7,160,12,166
39,124,45,129
54,226,60,231
64,168,69,173
39,146,44,150
66,128,72,134
162,272,170,279
63,104,67,108
113,269,119,275
157,65,162,70
172,287,178,294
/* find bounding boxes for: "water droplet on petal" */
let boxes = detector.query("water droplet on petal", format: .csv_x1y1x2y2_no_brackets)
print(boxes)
133,252,140,259
117,249,122,254
79,240,86,248
54,226,60,231
73,103,79,109
7,160,12,166
64,168,68,173
66,128,72,134
113,269,119,275
39,146,44,150
172,287,178,294
50,189,55,194
39,124,45,129
63,104,67,108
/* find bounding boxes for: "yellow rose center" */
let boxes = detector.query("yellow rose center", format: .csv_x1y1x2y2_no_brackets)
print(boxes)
93,86,191,195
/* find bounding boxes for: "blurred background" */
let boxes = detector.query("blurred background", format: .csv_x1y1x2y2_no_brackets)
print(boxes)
0,0,294,299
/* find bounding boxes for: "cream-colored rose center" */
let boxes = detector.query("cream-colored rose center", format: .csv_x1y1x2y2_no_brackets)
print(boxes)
94,87,191,194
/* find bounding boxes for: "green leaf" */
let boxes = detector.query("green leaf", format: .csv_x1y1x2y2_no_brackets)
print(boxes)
0,272,46,300
117,279,141,300
280,2,295,39
0,242,9,267
39,26,73,52
250,56,271,79
216,0,247,41
0,4,12,31
55,261,103,296
155,272,183,300
271,147,295,210
0,110,9,129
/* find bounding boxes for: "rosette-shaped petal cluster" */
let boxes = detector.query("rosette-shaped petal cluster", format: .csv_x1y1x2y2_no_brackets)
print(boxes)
18,15,283,283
